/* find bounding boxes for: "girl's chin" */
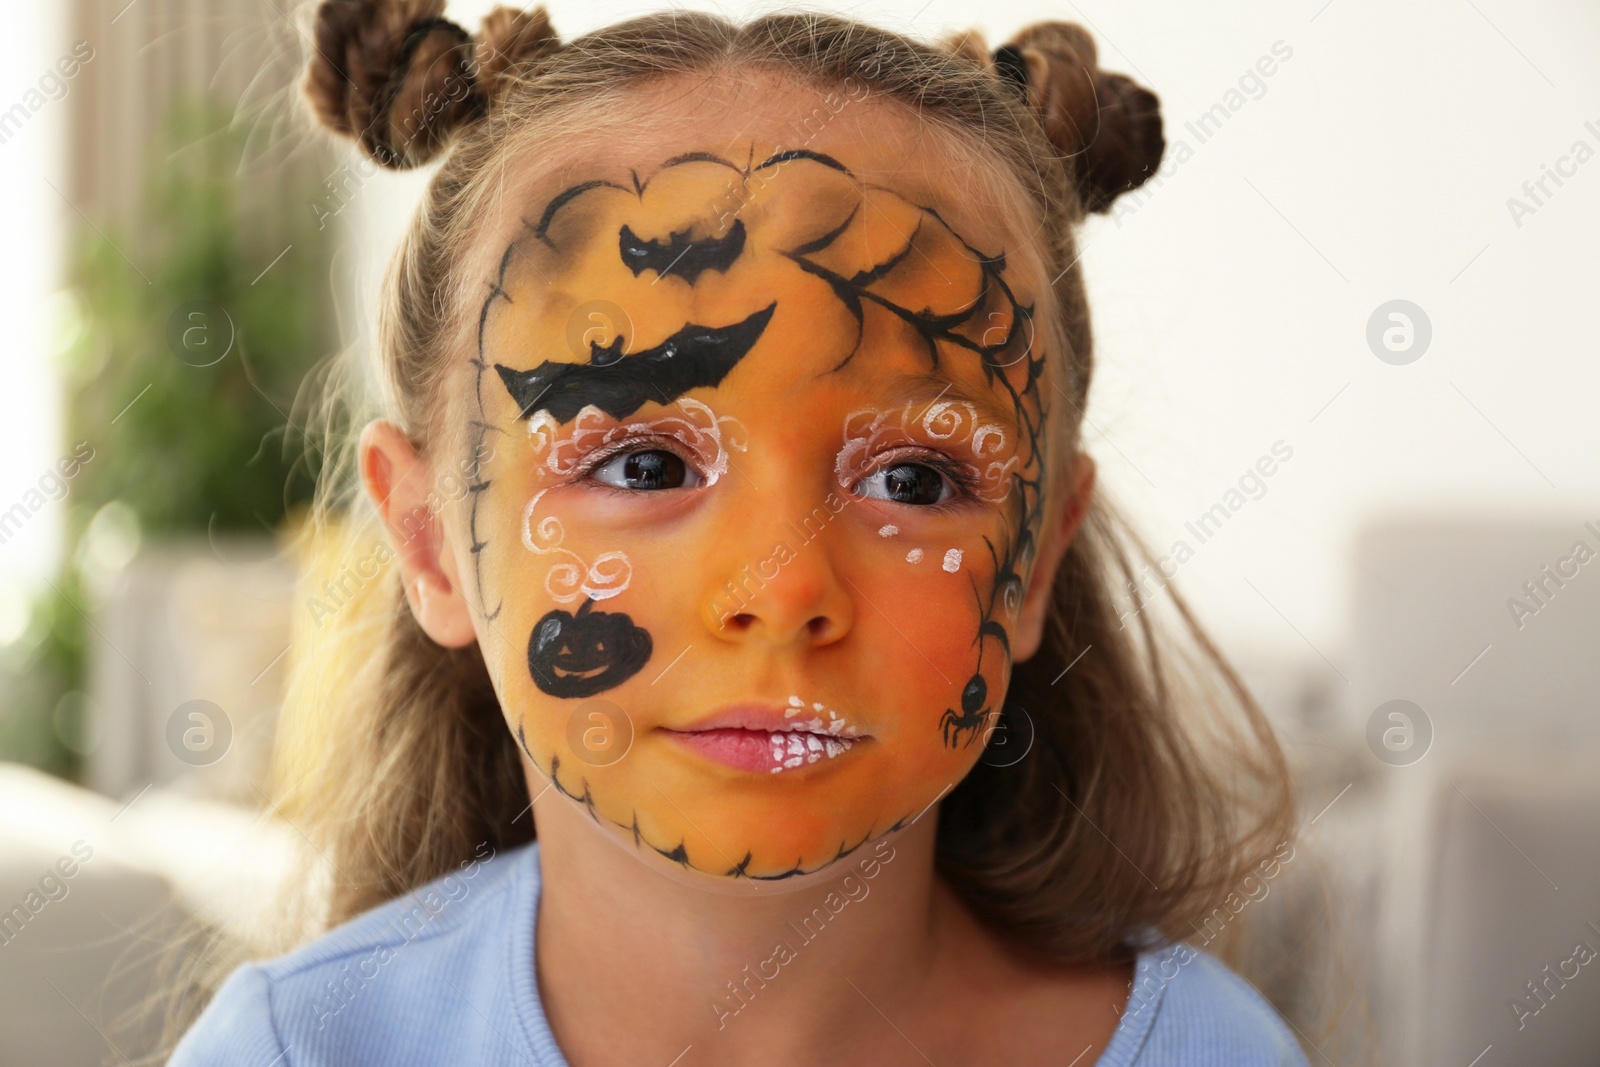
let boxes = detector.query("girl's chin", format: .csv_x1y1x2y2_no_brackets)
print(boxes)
596,822,904,897
540,775,908,892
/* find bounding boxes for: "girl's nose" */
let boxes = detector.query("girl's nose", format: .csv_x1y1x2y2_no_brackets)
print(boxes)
699,524,855,649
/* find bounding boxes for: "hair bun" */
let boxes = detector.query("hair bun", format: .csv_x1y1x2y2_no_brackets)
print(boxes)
996,22,1165,214
473,5,561,106
305,2,559,170
305,0,480,168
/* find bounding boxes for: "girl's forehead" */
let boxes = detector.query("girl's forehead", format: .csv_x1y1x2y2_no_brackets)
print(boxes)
468,77,1046,309
474,135,1044,436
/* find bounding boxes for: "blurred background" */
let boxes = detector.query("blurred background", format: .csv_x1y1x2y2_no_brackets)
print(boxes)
0,0,1596,1063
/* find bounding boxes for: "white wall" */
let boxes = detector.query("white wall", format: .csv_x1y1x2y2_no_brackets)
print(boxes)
0,6,68,636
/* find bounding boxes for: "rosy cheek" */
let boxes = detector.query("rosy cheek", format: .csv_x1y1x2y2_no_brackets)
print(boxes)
848,536,1006,742
833,403,1028,755
476,489,662,821
515,488,650,698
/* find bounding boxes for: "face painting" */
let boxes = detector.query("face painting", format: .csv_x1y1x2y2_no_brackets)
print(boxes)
463,138,1050,884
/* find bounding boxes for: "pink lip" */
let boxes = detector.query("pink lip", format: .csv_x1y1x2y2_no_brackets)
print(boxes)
669,703,868,735
661,703,870,775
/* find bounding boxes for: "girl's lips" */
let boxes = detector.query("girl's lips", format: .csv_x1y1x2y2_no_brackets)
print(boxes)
662,727,863,774
668,700,867,738
662,701,869,774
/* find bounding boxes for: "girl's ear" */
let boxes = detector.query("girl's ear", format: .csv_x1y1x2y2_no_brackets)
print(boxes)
1012,452,1096,663
358,419,478,649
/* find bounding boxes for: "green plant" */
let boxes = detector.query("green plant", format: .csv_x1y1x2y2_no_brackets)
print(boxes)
0,90,338,776
62,92,335,533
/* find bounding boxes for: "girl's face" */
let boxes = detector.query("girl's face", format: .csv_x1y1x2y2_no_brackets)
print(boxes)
456,95,1056,887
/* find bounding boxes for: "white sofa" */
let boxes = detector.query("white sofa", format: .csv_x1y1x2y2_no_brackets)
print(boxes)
0,765,293,1066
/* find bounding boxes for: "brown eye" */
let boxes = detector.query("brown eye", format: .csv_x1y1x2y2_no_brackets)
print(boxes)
590,448,701,491
857,462,951,506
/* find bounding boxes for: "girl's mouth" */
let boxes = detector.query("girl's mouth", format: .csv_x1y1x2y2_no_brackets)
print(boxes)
660,701,868,774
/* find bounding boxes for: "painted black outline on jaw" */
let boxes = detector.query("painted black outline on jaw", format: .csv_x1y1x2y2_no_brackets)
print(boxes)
514,721,914,881
493,302,775,425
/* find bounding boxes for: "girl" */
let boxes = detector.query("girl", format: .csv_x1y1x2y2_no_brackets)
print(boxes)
168,2,1311,1063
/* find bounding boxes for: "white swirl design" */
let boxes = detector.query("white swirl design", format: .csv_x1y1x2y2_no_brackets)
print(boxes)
520,489,632,603
836,400,1016,502
530,397,746,483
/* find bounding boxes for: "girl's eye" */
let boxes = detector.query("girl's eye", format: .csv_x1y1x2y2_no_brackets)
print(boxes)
588,448,703,491
857,462,953,506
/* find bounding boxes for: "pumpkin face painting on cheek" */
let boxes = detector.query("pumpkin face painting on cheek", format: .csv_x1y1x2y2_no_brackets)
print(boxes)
463,140,1050,884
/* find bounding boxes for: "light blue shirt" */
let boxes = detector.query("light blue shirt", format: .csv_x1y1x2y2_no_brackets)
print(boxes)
169,840,1309,1065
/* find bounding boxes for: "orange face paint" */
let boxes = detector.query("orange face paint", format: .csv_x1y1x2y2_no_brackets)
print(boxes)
463,141,1049,882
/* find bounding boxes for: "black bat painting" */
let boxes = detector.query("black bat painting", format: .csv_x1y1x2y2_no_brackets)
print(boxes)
494,301,775,425
619,218,746,284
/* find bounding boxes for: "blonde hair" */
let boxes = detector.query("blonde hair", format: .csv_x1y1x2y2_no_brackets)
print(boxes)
158,0,1340,1056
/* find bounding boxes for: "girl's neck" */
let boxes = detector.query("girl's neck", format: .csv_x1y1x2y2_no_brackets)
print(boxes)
530,785,954,1067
